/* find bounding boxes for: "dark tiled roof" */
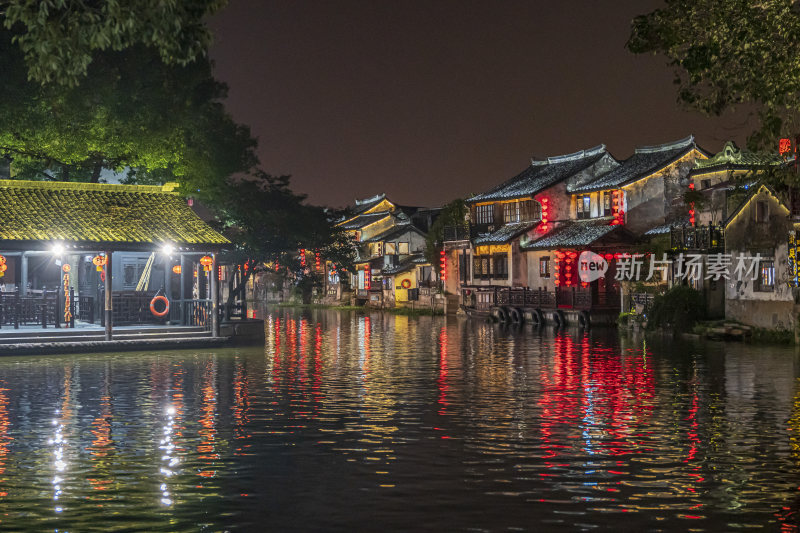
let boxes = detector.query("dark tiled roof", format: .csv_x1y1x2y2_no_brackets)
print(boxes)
362,223,425,243
352,193,388,215
724,184,789,227
570,136,699,193
692,141,787,175
468,145,611,202
642,216,692,236
382,254,427,275
473,221,538,245
0,180,228,247
338,212,391,230
521,218,617,250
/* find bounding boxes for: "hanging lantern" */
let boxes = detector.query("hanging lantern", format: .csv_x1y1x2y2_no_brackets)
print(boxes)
172,265,182,275
0,255,6,265
62,264,71,273
300,249,306,267
199,255,213,272
0,263,6,278
440,250,446,281
92,255,106,271
315,252,321,271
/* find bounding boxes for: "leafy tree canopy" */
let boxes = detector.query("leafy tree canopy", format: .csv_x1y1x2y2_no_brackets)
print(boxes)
628,0,800,148
3,0,226,87
0,33,257,200
213,171,356,311
425,199,467,263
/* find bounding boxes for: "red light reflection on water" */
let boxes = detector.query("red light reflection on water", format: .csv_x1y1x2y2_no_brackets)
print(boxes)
197,360,219,478
538,332,655,462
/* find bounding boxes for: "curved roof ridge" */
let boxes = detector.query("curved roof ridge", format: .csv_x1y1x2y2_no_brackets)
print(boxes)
354,193,386,206
538,144,607,165
634,135,695,154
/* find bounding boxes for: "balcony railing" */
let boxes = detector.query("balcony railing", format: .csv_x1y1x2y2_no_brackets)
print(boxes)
443,225,473,242
670,223,725,252
464,286,620,312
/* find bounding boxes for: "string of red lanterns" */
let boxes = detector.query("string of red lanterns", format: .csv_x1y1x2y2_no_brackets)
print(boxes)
439,250,446,281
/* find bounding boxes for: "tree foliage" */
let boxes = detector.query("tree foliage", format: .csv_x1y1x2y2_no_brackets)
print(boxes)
3,0,226,87
0,33,257,199
627,0,800,148
424,199,467,263
213,171,356,312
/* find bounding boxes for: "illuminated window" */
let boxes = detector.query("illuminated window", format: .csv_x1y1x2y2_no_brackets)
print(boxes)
385,242,397,255
755,260,775,291
539,257,550,278
398,242,409,255
577,195,591,219
602,192,612,216
476,204,493,225
503,202,521,223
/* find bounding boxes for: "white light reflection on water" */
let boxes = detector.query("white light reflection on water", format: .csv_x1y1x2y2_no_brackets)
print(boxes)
158,405,178,506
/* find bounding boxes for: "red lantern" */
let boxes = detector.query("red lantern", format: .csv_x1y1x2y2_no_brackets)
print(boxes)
172,265,182,275
300,249,306,267
440,250,446,281
199,255,213,272
92,255,106,272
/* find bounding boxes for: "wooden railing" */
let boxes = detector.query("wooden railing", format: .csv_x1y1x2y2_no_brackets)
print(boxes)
465,286,620,311
670,223,724,252
0,289,63,328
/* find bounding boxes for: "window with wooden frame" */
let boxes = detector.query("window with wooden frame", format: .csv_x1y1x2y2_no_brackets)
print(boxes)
384,242,397,255
601,192,612,216
755,260,775,291
520,200,541,221
503,201,521,224
539,257,550,278
493,254,508,279
577,195,591,219
476,204,493,224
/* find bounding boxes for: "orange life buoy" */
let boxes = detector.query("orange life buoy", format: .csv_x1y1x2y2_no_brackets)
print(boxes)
401,278,412,289
150,295,170,318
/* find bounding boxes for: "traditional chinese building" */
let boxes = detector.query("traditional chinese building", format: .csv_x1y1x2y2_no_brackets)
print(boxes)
0,180,228,338
336,193,432,306
686,142,796,329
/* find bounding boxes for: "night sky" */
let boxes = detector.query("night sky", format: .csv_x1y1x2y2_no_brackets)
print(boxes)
209,1,754,209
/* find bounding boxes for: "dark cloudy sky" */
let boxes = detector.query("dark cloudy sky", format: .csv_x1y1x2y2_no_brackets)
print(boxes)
209,1,754,209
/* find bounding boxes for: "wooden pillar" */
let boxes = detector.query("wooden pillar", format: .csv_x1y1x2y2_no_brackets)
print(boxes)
179,253,186,325
104,251,113,341
210,252,219,337
164,255,172,324
19,252,28,296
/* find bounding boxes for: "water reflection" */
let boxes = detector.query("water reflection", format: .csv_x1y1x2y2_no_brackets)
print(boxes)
0,310,798,530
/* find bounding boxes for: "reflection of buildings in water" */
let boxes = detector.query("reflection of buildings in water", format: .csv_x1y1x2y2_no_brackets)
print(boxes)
197,358,220,480
87,364,115,496
232,357,251,453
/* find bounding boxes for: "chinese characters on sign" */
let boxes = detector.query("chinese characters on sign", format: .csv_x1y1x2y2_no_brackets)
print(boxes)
611,253,762,282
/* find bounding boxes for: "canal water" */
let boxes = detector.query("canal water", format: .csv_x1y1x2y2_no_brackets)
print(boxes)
0,309,799,531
